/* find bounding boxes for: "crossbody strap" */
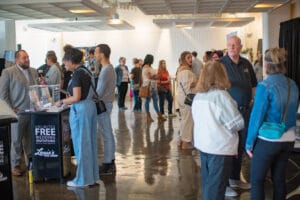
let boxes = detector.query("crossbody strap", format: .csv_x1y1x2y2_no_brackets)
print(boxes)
179,82,187,96
79,67,99,98
282,77,291,123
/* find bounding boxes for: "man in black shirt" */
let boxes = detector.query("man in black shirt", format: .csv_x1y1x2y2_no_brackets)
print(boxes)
220,36,257,196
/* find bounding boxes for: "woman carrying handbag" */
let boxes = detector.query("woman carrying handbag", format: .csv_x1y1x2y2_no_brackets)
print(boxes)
245,48,299,200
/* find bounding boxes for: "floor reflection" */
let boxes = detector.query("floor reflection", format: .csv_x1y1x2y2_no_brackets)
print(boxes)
10,101,300,200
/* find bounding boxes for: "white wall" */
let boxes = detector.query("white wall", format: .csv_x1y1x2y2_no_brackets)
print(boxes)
15,20,63,68
242,13,263,59
16,8,262,76
267,3,291,48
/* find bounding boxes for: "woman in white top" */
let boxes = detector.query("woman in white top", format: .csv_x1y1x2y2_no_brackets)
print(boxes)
192,61,244,200
176,51,197,149
142,54,166,123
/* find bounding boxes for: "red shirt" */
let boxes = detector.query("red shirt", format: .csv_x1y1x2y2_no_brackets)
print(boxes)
157,70,171,90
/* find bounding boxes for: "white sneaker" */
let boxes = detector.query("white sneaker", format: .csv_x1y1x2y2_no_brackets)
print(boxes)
225,186,238,197
229,179,251,189
67,181,88,188
71,156,77,166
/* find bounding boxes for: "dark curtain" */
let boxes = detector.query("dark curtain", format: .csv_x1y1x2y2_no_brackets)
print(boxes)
279,17,300,89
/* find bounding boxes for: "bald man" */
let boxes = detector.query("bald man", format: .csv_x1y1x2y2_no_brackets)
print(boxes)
0,50,38,176
220,36,257,196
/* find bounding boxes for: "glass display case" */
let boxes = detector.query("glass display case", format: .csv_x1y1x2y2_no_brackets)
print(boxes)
29,85,60,112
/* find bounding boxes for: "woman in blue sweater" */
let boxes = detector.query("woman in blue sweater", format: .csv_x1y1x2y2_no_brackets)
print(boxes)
245,47,299,200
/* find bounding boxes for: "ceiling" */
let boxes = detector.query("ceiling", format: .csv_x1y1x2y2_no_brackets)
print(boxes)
132,0,289,15
0,0,116,20
27,20,134,32
131,0,289,28
0,0,290,31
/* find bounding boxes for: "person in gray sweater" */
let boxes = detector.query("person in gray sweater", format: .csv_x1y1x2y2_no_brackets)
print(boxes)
95,44,117,175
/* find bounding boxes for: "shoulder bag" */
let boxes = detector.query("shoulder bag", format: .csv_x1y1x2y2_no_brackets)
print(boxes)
138,69,150,98
179,82,195,106
258,78,291,139
80,67,106,115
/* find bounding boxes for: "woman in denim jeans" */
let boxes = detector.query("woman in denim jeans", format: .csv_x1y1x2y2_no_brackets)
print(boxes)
142,54,166,123
157,60,176,118
245,48,299,200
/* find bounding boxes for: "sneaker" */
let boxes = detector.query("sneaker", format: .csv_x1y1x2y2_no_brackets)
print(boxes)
225,186,238,197
99,162,116,176
67,181,88,188
71,156,77,166
168,113,177,118
229,179,251,189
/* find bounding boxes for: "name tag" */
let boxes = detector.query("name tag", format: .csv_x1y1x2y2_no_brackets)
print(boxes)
244,68,249,73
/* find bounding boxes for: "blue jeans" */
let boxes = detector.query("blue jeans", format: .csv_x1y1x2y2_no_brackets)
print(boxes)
230,108,250,180
97,102,115,164
144,88,159,113
200,152,232,200
158,90,173,114
250,139,294,200
70,99,99,185
133,90,142,111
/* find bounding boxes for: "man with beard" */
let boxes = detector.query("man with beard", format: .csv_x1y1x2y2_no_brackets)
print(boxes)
0,50,38,176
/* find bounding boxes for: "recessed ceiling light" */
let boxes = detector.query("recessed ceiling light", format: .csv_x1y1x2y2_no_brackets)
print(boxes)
175,24,192,29
69,9,96,14
254,3,282,8
107,19,124,25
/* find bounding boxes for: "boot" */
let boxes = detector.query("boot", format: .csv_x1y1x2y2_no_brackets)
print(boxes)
157,112,167,121
181,141,194,150
147,113,154,123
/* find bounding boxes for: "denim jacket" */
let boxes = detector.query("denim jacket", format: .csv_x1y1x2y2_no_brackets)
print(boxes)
245,74,299,151
115,65,129,86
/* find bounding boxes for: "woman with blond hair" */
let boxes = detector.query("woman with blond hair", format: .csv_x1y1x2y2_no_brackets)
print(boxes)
246,48,299,200
192,61,244,200
176,51,197,149
157,60,176,118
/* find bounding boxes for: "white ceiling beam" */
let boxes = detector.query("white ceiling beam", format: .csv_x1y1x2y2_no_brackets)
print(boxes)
0,0,83,5
0,6,50,19
194,0,200,14
219,0,232,13
81,0,113,16
164,0,173,14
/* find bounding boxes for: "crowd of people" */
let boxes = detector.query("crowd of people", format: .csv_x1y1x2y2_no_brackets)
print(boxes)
0,35,298,200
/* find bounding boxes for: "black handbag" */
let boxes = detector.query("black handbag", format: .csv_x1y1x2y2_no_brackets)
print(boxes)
184,93,195,106
179,82,195,106
80,67,106,115
94,98,106,115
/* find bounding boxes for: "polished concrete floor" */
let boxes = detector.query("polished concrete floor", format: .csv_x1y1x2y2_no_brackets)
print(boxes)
12,99,300,200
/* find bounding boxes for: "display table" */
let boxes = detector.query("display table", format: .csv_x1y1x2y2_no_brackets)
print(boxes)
28,108,71,183
0,118,17,200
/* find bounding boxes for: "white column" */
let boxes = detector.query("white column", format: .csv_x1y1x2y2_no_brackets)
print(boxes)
262,12,269,78
0,20,16,58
